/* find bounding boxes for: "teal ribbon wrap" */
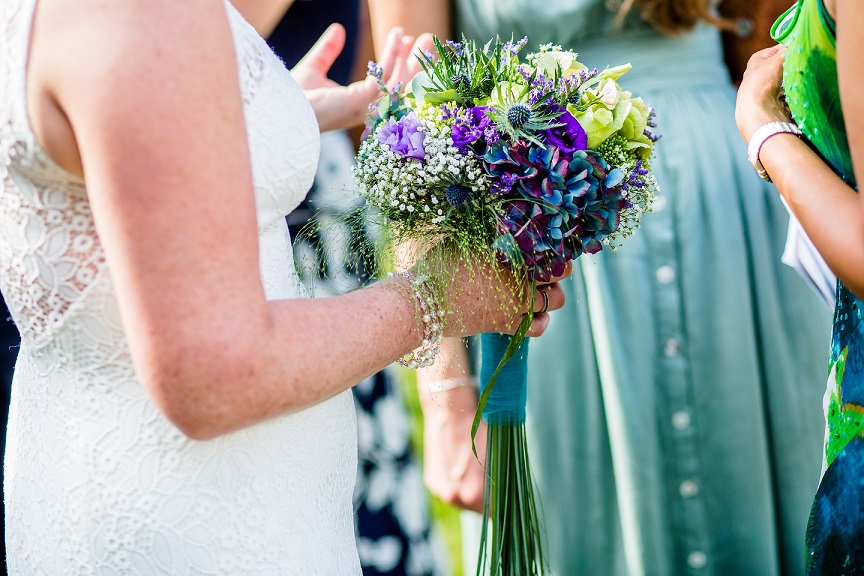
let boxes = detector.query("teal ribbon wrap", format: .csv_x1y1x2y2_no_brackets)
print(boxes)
479,333,530,426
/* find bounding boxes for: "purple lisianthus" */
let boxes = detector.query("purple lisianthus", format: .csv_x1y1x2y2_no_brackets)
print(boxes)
376,113,426,160
451,107,492,151
544,106,587,155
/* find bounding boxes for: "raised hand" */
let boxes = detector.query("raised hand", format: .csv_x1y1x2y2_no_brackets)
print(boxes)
292,25,433,132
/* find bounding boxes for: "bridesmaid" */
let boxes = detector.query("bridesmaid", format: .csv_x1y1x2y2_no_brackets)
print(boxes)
369,0,832,574
737,0,864,572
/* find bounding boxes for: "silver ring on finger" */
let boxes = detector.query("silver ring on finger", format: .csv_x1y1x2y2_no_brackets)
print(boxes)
534,289,549,317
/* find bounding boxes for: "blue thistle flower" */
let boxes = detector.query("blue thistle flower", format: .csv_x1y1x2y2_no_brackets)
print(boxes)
451,72,471,94
507,104,531,129
445,184,471,207
486,84,562,145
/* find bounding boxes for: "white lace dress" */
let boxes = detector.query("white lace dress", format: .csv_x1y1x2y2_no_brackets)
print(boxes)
0,1,361,574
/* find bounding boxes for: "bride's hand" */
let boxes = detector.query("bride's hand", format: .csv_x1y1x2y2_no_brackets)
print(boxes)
293,25,433,132
736,44,793,142
441,258,572,339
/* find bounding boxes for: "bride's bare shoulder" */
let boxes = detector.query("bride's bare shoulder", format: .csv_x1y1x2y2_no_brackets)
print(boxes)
27,0,238,176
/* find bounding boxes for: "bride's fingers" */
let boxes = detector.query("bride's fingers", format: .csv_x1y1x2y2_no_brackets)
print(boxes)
525,313,550,338
531,282,565,315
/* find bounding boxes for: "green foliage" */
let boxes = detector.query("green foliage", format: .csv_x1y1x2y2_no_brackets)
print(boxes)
477,424,546,576
825,348,864,468
416,36,521,107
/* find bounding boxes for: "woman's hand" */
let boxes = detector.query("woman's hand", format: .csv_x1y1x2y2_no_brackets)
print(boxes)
293,24,432,132
735,45,793,141
421,385,487,513
416,338,485,513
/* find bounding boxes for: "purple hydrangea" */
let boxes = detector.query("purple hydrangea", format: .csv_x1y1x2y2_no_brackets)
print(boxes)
483,141,544,198
376,113,426,160
496,201,580,282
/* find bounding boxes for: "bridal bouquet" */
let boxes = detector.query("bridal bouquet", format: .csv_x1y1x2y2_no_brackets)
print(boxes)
354,36,658,575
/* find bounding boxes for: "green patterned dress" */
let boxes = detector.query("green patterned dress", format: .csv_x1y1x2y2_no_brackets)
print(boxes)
774,1,864,573
456,1,831,574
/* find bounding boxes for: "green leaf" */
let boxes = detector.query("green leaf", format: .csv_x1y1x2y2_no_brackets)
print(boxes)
424,89,461,105
376,94,391,118
408,71,434,103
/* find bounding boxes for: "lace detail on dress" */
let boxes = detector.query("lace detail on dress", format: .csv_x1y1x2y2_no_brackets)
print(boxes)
231,10,266,106
0,0,107,349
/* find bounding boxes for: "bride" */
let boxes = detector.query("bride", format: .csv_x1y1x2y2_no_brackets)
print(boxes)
0,0,568,573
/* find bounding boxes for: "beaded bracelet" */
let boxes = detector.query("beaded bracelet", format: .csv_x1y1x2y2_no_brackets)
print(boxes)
389,270,445,369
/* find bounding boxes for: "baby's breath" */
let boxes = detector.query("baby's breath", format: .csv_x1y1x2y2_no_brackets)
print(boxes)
354,114,492,229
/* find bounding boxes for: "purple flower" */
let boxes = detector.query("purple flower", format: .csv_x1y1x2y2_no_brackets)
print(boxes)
451,107,492,151
483,141,544,198
502,37,528,57
446,40,465,57
366,60,384,82
376,113,426,160
496,200,580,282
544,106,587,155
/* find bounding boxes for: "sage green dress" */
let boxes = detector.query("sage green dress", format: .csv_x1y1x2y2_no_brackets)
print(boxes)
456,1,831,574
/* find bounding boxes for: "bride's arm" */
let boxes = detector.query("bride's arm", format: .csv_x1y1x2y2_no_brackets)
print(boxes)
29,0,564,440
736,0,864,300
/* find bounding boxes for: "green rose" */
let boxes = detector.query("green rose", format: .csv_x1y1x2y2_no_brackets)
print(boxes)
534,50,588,78
596,63,632,82
620,96,652,153
568,79,627,147
570,105,616,148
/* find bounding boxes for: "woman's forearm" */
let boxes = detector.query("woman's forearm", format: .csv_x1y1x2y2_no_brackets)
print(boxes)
416,337,486,512
759,133,864,298
366,0,450,57
736,33,864,300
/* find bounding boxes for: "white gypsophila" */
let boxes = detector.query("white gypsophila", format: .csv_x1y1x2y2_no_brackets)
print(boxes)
603,163,657,249
354,107,491,227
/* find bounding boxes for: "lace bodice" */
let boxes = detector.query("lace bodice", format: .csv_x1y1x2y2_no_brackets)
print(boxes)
1,1,360,574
